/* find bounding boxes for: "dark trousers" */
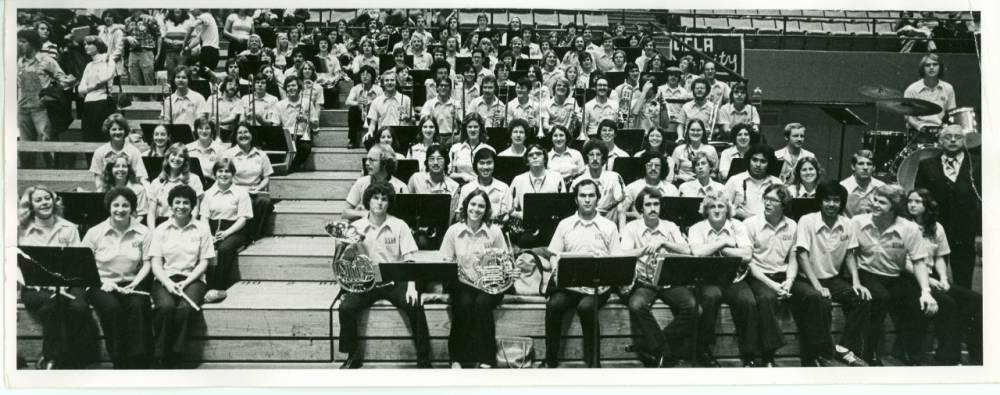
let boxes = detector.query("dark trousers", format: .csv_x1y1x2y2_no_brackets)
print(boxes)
290,139,313,172
949,239,977,290
348,106,364,147
207,219,247,290
748,274,830,363
858,270,924,363
195,46,220,80
21,287,100,368
248,193,273,240
544,288,611,366
925,285,983,365
87,285,152,368
819,276,871,358
449,282,504,366
337,283,431,362
626,285,697,361
698,280,758,359
151,276,206,363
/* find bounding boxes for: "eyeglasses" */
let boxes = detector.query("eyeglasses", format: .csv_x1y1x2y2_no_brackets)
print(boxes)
941,134,964,141
763,196,783,204
527,151,545,157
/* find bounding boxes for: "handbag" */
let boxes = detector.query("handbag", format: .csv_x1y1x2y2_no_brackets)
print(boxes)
495,336,535,368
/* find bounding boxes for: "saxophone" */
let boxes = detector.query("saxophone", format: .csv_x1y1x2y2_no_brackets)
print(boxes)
325,222,382,293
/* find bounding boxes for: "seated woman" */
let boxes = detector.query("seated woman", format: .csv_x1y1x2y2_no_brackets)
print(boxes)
441,190,510,368
338,182,431,369
344,65,383,148
498,119,530,157
148,184,214,368
408,116,439,171
745,184,832,367
371,126,406,159
222,123,274,240
90,114,149,191
454,148,509,223
679,151,725,197
671,119,718,184
186,117,229,185
83,187,152,369
623,151,679,221
198,158,252,305
687,190,756,367
545,125,586,184
718,123,759,180
18,185,97,369
903,189,982,366
788,156,824,198
449,114,495,185
101,153,150,221
141,124,172,157
343,144,409,221
147,143,204,226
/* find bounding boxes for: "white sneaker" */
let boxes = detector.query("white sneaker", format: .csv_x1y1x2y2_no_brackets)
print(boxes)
204,290,228,304
451,362,463,369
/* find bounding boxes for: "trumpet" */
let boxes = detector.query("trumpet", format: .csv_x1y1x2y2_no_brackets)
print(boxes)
618,84,634,129
492,100,506,128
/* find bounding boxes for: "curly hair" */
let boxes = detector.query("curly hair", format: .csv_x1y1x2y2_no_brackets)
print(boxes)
18,185,64,229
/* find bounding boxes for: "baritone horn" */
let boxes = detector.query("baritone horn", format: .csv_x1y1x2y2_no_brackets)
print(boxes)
325,222,382,293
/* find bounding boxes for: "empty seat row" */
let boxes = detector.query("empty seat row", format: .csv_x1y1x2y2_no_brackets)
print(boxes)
680,16,899,36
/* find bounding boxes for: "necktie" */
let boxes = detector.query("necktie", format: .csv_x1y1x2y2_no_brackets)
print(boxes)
945,157,959,181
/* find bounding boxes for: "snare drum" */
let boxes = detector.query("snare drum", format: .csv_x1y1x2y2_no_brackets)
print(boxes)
863,130,907,174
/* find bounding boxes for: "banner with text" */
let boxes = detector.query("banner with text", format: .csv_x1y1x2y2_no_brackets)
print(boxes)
667,33,745,81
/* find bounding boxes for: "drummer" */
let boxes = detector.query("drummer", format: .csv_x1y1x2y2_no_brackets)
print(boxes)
902,54,955,140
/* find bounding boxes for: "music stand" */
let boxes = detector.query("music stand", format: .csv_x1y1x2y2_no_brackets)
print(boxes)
571,88,597,107
140,123,195,145
821,107,868,180
556,254,638,368
522,193,577,248
726,158,748,180
786,198,820,221
188,79,212,101
237,57,264,82
553,46,571,60
388,193,452,250
57,192,107,234
496,85,516,105
361,158,419,183
615,128,645,155
622,48,642,63
605,72,626,88
508,71,528,84
378,54,414,74
514,58,540,71
388,126,420,153
493,156,529,185
18,246,101,288
660,197,705,232
611,157,644,185
454,57,472,75
486,127,512,152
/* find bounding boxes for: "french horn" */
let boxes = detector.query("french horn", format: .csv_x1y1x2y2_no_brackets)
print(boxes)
460,248,520,295
325,222,382,293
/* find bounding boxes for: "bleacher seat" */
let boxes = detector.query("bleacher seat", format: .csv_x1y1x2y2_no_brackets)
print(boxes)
756,9,781,16
708,9,736,15
802,10,826,19
330,10,356,23
583,13,609,29
845,21,874,35
459,11,480,28
533,11,558,28
845,11,870,19
779,10,804,17
558,11,578,27
752,18,781,34
703,16,731,32
733,10,758,16
509,11,533,26
823,10,847,19
679,16,698,31
729,17,756,34
824,22,850,35
867,11,892,19
308,10,326,23
492,12,509,28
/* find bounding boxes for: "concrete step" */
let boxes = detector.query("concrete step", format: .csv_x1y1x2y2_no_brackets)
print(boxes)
269,170,359,200
267,200,346,236
239,237,442,281
312,127,350,148
301,147,365,171
66,107,348,133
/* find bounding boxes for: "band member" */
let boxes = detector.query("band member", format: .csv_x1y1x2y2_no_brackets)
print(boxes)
679,151,724,197
724,143,782,220
149,184,215,368
223,123,274,240
696,61,730,106
914,125,981,289
449,114,495,184
541,77,581,138
198,159,252,304
183,9,221,81
597,120,630,170
546,125,586,182
672,119,719,184
90,114,149,191
506,143,567,244
345,65,383,148
621,188,697,367
839,149,884,217
581,77,617,140
275,77,318,172
624,151,679,220
454,148,509,221
101,154,150,220
687,190,756,367
610,62,641,104
240,73,280,127
718,124,759,180
365,70,413,140
338,182,431,369
774,123,815,184
716,83,759,136
160,66,207,129
199,75,245,143
572,140,628,229
469,76,506,128
795,181,871,367
788,157,824,198
18,185,97,369
541,179,621,368
142,124,173,157
408,116,440,170
903,188,982,365
657,66,692,135
745,184,831,367
186,117,229,183
850,184,936,366
903,54,956,135
408,143,459,195
84,187,152,369
506,77,541,132
420,76,462,143
344,144,409,221
147,143,204,226
499,118,530,157
676,78,714,137
441,190,509,368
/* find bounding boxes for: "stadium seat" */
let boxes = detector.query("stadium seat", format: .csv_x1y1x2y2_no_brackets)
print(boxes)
703,16,731,32
823,10,847,19
508,11,533,26
751,18,781,34
534,11,559,28
492,12,509,28
709,9,736,15
867,11,891,19
800,21,829,50
845,11,869,19
679,16,698,31
756,10,781,16
845,21,874,35
584,13,610,29
459,11,480,28
308,10,326,23
801,10,826,19
558,12,579,27
330,10,356,23
782,20,806,50
824,22,850,35
729,17,756,34
733,10,758,16
779,10,804,17
684,17,708,33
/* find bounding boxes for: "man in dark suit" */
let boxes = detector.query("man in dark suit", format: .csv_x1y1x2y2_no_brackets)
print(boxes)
914,124,981,289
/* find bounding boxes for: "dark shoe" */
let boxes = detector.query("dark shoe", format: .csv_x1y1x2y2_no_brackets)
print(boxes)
834,346,869,367
416,361,433,369
742,359,759,367
813,356,839,367
538,360,559,368
697,352,721,368
340,352,364,369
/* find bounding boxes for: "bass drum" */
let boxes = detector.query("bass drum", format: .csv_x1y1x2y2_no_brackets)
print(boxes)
893,145,943,191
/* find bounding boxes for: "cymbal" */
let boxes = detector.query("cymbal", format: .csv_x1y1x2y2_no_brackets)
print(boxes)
876,98,943,116
859,85,902,99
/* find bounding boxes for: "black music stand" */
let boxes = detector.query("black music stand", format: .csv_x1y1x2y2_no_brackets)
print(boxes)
18,246,101,288
362,158,419,184
494,157,529,185
725,158,782,180
237,57,264,81
188,79,212,101
454,57,472,75
508,71,528,84
786,198,821,221
57,192,107,235
621,48,641,63
557,254,638,368
388,193,452,250
615,129,645,155
522,193,577,248
140,123,194,145
514,58,539,71
553,46,571,60
486,127,512,152
496,85,516,104
388,126,420,154
252,125,291,152
378,54,415,74
821,107,868,180
605,72,626,88
571,88,598,107
611,157,644,185
660,197,705,232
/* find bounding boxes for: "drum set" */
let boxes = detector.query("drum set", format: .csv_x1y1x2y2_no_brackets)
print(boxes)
858,85,980,190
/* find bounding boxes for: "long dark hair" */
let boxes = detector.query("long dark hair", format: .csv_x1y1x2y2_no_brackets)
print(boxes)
906,188,939,239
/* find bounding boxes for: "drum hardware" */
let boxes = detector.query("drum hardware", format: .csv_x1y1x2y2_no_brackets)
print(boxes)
858,85,902,100
876,98,943,117
862,130,908,176
947,107,980,148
